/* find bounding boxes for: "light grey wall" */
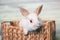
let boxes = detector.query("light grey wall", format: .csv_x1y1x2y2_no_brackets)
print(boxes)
0,2,60,31
0,0,60,40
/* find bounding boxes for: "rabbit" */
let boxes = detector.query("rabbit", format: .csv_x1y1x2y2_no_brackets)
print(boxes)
19,5,43,35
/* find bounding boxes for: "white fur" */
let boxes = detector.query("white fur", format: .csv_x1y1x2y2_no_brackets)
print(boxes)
19,13,42,34
19,5,43,34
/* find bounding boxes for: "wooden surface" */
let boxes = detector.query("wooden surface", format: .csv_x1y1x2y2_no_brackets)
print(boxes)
1,20,56,40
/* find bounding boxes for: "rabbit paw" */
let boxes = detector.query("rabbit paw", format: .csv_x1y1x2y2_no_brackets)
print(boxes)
23,29,28,35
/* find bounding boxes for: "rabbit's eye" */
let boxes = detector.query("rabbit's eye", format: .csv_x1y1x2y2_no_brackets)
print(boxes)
30,20,32,23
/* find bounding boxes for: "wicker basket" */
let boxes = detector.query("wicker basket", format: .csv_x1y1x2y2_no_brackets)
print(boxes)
1,20,56,40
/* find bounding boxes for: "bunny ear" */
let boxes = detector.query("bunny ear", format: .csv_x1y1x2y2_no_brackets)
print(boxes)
34,5,43,15
20,7,29,16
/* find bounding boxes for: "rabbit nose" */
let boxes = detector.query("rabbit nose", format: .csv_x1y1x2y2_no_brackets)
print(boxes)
34,24,39,28
34,24,37,28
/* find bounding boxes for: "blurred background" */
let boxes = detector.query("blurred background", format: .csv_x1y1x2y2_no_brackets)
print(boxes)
0,0,60,40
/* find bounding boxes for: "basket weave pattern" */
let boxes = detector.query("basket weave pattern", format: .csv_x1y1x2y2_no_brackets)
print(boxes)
1,20,56,40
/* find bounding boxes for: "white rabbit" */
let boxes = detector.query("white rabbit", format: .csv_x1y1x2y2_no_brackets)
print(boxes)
19,5,43,35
